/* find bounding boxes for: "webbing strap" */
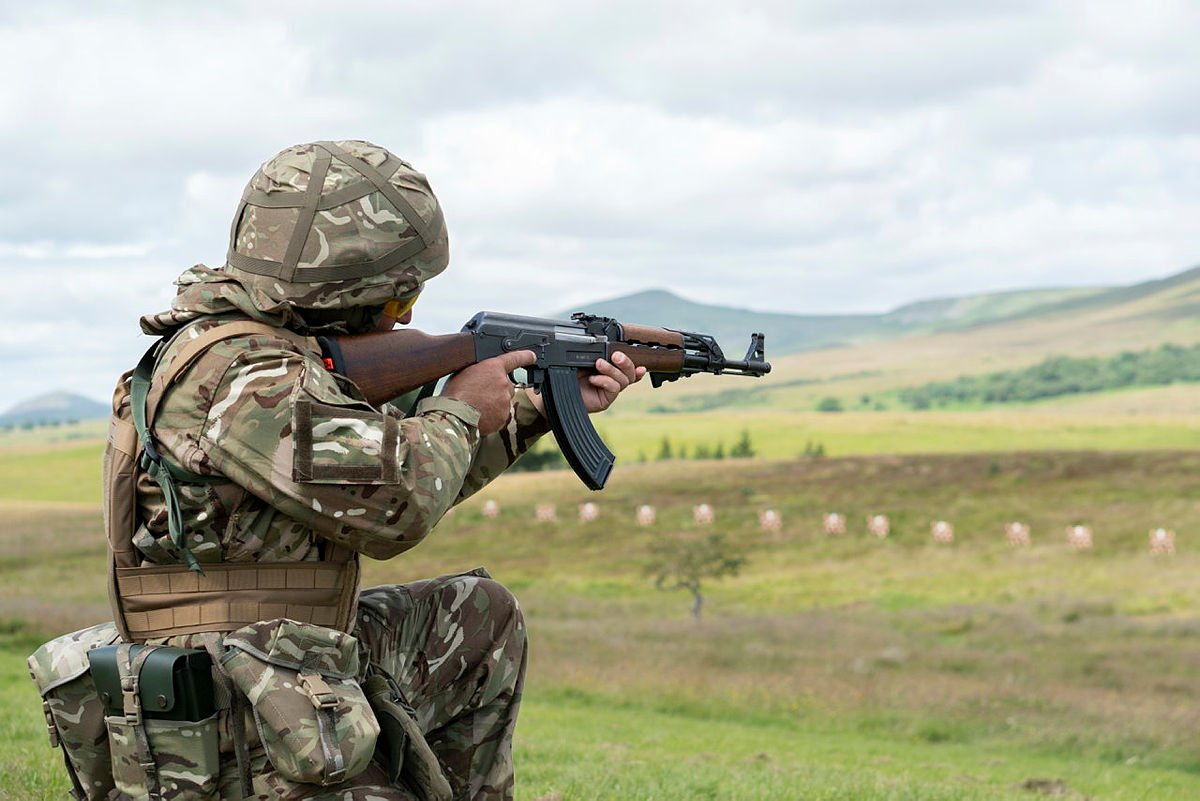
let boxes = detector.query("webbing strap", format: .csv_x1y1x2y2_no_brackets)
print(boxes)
317,140,444,247
117,644,162,801
202,639,254,799
280,148,332,282
131,346,204,574
240,154,406,210
226,234,429,282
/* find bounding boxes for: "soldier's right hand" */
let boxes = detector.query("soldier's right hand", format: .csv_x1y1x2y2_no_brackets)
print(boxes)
442,350,538,436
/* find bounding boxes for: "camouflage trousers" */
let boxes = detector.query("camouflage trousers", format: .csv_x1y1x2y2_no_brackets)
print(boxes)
353,570,528,801
219,569,526,801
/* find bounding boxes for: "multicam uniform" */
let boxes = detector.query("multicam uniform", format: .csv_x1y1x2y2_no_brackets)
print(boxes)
144,288,547,800
30,141,549,801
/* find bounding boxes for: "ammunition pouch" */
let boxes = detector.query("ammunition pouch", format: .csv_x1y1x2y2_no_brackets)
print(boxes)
27,623,121,801
88,643,220,800
220,618,379,787
89,644,217,722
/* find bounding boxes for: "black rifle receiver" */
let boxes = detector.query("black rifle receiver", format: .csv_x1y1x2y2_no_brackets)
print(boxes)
461,311,771,490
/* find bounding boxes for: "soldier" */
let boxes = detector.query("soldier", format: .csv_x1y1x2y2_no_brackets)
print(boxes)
85,140,643,800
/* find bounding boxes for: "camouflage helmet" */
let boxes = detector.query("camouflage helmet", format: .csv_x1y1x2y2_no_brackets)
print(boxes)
224,140,448,312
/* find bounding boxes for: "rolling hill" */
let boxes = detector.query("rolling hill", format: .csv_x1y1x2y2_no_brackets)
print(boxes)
574,265,1200,414
549,285,1106,357
0,391,108,427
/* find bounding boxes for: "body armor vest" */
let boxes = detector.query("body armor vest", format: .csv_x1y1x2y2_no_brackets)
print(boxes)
103,321,361,642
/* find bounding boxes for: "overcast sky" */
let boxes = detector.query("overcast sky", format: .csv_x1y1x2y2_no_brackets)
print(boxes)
2,0,1199,405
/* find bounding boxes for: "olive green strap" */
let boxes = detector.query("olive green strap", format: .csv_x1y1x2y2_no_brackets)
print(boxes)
279,147,332,282
202,640,253,800
131,321,302,574
131,344,206,575
117,644,162,801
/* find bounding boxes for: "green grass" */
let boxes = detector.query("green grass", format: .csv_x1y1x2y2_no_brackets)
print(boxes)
7,639,1197,801
6,451,1200,798
10,410,1200,505
0,444,103,505
516,688,1197,800
599,408,1200,461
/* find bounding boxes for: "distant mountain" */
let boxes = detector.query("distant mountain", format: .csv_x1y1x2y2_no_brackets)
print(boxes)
0,391,108,427
549,285,1107,357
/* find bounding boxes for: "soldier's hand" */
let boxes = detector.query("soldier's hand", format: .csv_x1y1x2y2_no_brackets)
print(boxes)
443,350,538,436
524,350,646,418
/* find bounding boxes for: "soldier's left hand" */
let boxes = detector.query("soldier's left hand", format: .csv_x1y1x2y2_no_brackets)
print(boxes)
525,350,646,417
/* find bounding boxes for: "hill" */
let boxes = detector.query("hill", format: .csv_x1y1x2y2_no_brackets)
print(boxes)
549,285,1105,357
0,391,108,427
605,265,1200,414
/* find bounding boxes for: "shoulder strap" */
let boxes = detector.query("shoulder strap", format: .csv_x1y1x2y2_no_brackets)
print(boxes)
131,321,312,574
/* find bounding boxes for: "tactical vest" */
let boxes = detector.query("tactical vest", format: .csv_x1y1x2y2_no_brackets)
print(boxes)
103,321,361,642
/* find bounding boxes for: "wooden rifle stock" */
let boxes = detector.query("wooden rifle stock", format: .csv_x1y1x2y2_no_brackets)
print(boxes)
333,329,477,407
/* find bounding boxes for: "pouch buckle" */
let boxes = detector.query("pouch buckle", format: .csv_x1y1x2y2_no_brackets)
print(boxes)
121,673,142,725
40,699,60,748
298,672,339,710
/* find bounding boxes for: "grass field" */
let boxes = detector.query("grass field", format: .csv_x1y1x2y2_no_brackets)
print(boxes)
5,410,1200,508
4,442,1200,799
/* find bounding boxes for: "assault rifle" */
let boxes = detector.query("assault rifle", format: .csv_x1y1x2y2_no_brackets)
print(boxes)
321,312,771,490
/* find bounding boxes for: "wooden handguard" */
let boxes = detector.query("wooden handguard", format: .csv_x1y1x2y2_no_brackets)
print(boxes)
619,323,685,348
610,342,685,373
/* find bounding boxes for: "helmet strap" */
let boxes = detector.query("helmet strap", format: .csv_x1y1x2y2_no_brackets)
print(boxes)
279,147,332,282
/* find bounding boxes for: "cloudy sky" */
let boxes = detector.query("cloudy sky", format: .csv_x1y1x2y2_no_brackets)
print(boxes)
2,0,1199,404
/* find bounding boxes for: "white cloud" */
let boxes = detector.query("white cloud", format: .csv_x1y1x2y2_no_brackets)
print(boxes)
0,0,1199,405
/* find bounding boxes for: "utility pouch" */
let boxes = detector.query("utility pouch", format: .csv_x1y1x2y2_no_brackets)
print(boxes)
88,644,216,722
103,714,220,801
27,623,121,801
221,618,379,787
89,644,220,800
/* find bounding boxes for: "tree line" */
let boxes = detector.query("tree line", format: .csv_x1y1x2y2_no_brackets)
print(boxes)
511,429,765,473
898,342,1200,409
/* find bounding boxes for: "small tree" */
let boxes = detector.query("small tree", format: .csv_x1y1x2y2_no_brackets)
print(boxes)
816,396,843,413
657,436,674,461
645,533,745,620
729,429,756,458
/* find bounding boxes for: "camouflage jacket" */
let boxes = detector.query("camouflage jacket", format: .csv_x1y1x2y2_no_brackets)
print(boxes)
133,275,549,567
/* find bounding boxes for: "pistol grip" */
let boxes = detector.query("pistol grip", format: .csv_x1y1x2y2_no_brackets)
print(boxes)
542,366,614,490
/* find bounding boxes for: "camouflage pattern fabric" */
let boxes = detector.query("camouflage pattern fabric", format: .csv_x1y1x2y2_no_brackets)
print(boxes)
106,714,221,800
139,140,450,340
122,269,548,798
27,623,121,800
355,571,527,801
132,306,548,565
231,141,447,278
222,619,379,786
151,570,528,800
46,138,548,799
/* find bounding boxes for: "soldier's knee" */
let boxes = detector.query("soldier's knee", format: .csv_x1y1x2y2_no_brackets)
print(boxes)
473,577,522,626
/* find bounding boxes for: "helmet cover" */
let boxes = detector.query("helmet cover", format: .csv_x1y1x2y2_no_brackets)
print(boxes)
224,140,448,313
